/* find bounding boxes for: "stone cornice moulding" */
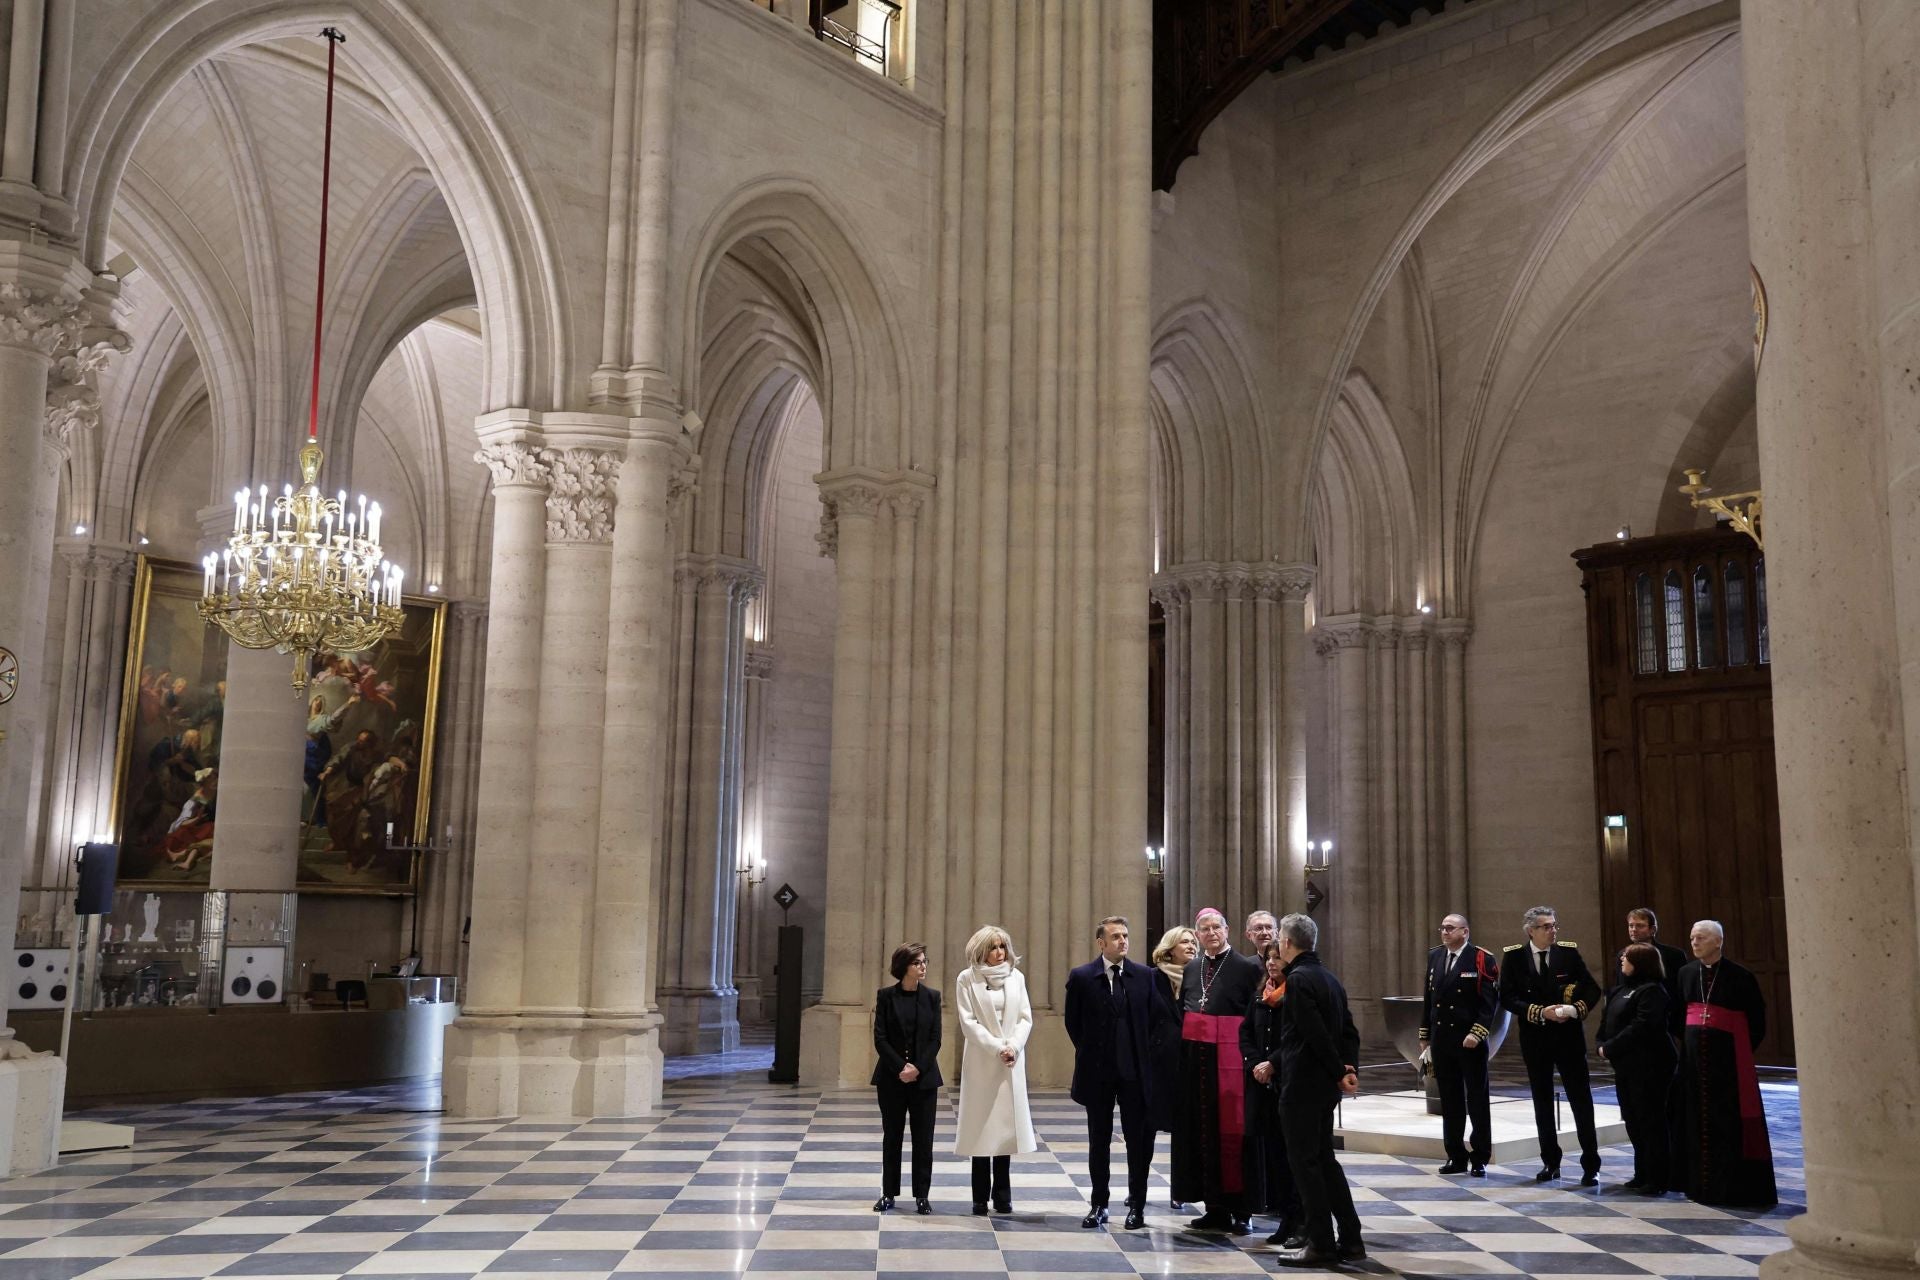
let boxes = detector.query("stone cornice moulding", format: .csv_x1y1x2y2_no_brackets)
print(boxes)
1311,611,1444,657
814,466,936,560
1154,560,1316,604
675,551,766,601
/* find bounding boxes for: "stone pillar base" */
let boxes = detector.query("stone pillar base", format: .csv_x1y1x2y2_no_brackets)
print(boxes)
0,1045,66,1176
800,1002,877,1088
443,1015,662,1117
1761,1220,1920,1280
656,990,740,1055
734,977,766,1028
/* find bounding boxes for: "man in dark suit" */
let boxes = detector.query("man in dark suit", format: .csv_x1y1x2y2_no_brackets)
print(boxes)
1065,915,1172,1230
1270,912,1364,1266
1498,905,1603,1185
1420,912,1500,1176
1624,907,1687,1035
1173,908,1264,1232
871,944,944,1213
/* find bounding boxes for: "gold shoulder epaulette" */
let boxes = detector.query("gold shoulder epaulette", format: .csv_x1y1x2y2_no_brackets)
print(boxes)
1503,943,1523,952
1556,940,1578,948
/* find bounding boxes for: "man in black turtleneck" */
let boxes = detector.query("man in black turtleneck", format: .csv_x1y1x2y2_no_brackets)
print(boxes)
1171,908,1262,1233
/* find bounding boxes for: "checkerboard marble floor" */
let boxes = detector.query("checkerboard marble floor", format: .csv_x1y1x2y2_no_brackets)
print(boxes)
1,1059,1803,1280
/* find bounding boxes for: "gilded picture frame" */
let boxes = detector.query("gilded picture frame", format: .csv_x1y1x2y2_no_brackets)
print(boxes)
108,557,445,895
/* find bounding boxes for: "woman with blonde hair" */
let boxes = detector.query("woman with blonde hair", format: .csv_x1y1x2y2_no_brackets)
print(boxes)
954,924,1036,1215
1152,926,1199,1000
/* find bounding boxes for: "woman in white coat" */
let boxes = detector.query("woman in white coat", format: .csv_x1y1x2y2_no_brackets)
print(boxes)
954,924,1037,1215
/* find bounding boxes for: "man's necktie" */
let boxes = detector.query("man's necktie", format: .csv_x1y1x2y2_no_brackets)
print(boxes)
1109,964,1123,1006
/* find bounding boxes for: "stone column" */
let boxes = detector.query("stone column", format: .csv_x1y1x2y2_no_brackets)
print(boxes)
800,472,884,1084
658,553,760,1054
1435,620,1471,911
0,245,122,1177
1744,7,1920,1280
734,645,774,1024
1402,627,1432,943
419,599,488,977
520,445,619,1017
448,410,687,1117
453,432,550,1020
1150,580,1191,912
38,540,136,878
1276,566,1315,913
1316,618,1376,1013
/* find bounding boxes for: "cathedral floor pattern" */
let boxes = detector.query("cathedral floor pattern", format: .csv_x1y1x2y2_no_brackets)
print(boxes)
0,1061,1803,1280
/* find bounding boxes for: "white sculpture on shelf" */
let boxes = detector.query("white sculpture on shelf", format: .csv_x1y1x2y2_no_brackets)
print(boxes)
140,893,160,942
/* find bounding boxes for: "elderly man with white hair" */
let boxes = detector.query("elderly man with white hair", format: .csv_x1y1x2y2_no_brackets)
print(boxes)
1673,919,1777,1208
1172,907,1263,1234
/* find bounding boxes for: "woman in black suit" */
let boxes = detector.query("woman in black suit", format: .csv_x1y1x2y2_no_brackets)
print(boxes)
1241,941,1301,1244
1597,941,1678,1194
873,942,943,1214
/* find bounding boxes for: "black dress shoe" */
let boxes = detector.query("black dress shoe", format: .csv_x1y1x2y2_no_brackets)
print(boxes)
915,1197,933,1215
1124,1207,1146,1230
1267,1229,1307,1248
1438,1159,1468,1175
972,1201,988,1216
993,1199,1012,1214
1534,1166,1560,1182
1228,1217,1252,1236
1188,1211,1231,1231
1579,1171,1599,1187
1081,1206,1109,1229
1338,1239,1368,1262
1620,1179,1645,1192
1275,1243,1339,1267
1469,1162,1486,1177
873,1195,895,1212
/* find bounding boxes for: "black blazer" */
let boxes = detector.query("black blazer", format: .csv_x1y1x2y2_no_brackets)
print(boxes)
1498,940,1601,1036
1239,986,1286,1131
1064,956,1170,1107
1276,951,1359,1108
1597,978,1676,1075
1420,943,1500,1045
870,983,944,1090
1181,948,1262,1015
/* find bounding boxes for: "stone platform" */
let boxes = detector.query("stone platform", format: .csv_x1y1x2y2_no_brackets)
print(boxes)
1336,1087,1628,1164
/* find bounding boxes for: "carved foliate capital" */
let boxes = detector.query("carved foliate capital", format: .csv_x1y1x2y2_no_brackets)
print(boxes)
1148,578,1190,611
1434,618,1473,651
1159,560,1313,603
1313,618,1377,656
1272,563,1316,602
452,600,490,627
744,648,776,680
541,447,621,544
474,442,551,491
42,391,101,458
0,283,84,357
813,468,935,562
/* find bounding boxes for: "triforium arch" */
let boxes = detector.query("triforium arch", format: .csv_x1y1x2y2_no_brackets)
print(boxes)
678,178,919,475
64,0,562,416
1310,371,1421,619
1148,299,1273,568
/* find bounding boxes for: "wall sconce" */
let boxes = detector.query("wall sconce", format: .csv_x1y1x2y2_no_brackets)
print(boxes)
1145,845,1165,879
738,834,767,887
1306,838,1333,873
1600,814,1629,865
1616,525,1631,541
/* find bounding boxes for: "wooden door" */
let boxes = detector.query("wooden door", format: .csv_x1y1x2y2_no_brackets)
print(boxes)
1574,528,1792,1066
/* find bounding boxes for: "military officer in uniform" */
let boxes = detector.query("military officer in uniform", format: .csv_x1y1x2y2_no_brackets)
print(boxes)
1497,905,1603,1185
1419,913,1499,1176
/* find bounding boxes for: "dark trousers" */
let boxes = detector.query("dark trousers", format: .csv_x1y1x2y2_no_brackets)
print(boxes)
1615,1063,1674,1188
971,1155,1011,1206
1279,1097,1360,1252
1248,1121,1301,1225
1083,1077,1153,1209
877,1083,937,1198
1521,1029,1600,1173
1432,1039,1493,1163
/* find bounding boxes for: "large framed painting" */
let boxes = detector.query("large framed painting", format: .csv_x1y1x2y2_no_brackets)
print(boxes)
110,558,446,893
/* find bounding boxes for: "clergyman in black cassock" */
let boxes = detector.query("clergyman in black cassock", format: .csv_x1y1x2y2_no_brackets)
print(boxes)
1673,922,1776,1208
1497,907,1603,1182
1420,914,1499,1173
1173,910,1263,1230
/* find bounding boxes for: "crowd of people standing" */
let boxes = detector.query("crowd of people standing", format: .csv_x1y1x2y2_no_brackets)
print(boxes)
869,901,1778,1265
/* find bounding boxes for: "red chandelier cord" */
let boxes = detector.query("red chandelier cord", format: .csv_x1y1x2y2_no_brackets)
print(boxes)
307,27,345,443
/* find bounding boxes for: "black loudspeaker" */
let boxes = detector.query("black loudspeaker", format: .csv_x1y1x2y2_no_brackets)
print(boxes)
75,842,120,916
769,924,804,1084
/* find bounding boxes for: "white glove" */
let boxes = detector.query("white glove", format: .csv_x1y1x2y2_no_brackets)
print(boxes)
1419,1046,1431,1068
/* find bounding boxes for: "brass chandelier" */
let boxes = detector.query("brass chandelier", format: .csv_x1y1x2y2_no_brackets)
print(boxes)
199,28,404,692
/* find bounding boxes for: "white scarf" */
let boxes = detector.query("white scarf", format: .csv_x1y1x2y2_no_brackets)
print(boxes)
973,960,1013,988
